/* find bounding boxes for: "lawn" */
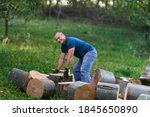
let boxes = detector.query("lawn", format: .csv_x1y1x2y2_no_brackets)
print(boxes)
0,17,148,99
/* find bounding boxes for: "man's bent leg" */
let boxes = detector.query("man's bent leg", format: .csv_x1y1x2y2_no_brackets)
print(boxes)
73,59,82,81
80,49,97,83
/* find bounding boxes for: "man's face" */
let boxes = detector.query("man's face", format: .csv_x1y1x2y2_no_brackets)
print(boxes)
55,33,66,44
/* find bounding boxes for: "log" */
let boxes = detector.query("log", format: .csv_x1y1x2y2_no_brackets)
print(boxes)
137,94,150,100
26,78,55,99
99,69,116,84
67,81,96,100
116,78,128,99
56,82,74,99
28,70,49,79
96,82,120,100
124,83,150,100
8,68,30,91
49,73,74,83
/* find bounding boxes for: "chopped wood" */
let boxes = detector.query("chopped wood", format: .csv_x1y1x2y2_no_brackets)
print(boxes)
91,69,101,87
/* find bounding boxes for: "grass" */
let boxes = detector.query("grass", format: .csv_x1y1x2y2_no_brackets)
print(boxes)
0,17,148,99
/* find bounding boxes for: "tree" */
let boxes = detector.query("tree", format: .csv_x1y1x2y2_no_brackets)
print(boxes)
0,0,42,43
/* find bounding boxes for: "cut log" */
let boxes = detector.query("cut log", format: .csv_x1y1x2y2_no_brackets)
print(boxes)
116,78,128,99
99,69,116,84
67,81,96,100
28,70,49,79
124,83,150,100
49,73,74,83
96,82,120,100
56,82,74,99
8,68,30,91
137,94,150,100
26,78,55,99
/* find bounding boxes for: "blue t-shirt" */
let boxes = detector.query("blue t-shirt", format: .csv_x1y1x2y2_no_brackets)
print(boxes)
61,37,94,58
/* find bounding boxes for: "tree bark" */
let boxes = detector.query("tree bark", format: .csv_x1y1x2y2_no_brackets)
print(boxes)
8,68,30,91
124,83,150,100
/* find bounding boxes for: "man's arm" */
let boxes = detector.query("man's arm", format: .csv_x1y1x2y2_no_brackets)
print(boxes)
65,48,75,69
57,53,66,70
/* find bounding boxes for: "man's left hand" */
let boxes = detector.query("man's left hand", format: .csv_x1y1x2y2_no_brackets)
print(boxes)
64,68,69,79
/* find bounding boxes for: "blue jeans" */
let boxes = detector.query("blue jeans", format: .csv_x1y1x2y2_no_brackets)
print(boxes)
73,49,97,83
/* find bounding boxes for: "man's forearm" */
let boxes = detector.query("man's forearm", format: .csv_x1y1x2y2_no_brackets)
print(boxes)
66,56,73,69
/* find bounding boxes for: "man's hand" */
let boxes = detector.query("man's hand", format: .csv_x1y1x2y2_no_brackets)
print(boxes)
64,68,69,79
53,69,59,73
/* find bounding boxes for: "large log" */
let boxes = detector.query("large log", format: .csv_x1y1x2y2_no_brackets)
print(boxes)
96,82,120,100
137,94,150,100
49,73,74,83
67,81,96,100
99,69,116,84
124,83,150,100
56,82,74,99
26,78,55,99
8,68,30,91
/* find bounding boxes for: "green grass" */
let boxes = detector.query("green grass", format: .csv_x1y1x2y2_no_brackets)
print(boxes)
0,17,148,99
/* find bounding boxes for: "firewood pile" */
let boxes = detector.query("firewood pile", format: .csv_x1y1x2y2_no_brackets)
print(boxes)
7,58,150,100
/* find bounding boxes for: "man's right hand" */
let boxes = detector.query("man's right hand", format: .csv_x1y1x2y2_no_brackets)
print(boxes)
53,69,59,73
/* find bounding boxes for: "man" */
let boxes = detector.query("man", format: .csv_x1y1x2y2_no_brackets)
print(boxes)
53,32,97,83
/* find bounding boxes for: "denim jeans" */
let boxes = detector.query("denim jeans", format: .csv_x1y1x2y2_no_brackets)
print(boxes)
73,49,97,83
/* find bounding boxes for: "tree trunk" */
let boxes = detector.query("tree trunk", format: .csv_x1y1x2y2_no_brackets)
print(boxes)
67,81,96,100
26,78,55,99
3,19,9,43
8,68,30,91
124,83,150,100
96,82,120,100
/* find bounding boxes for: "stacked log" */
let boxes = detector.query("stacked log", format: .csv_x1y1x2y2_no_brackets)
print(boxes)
124,83,150,100
8,68,30,91
96,82,120,100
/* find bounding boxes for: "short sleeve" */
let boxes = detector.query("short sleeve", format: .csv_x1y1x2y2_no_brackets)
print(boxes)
67,40,75,49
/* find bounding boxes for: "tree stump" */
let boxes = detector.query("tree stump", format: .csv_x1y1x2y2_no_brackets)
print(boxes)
26,78,55,99
56,82,74,99
49,73,74,83
67,81,96,100
137,94,150,100
96,82,120,100
8,68,30,91
99,69,116,84
124,83,150,100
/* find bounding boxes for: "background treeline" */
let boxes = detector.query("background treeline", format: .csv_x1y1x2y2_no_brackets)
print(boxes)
0,0,150,41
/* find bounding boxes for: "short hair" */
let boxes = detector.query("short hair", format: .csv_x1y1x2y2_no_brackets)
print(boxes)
54,32,65,40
